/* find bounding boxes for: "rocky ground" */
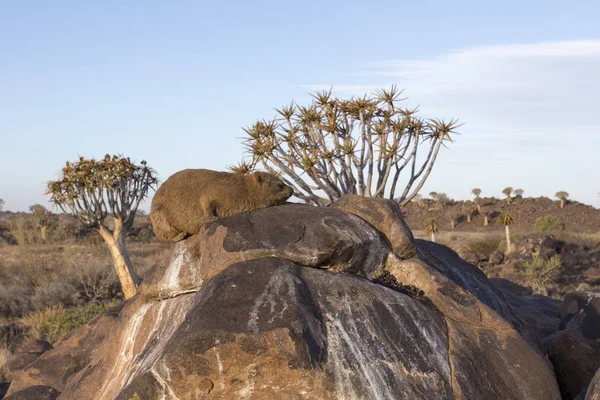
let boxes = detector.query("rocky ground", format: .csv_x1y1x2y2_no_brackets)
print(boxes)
2,197,600,399
1,197,599,399
402,196,600,233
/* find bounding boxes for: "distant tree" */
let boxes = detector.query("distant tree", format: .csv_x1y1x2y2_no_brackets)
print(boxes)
496,211,515,254
234,86,460,207
0,198,4,212
514,189,524,198
471,188,482,211
46,155,158,299
29,204,58,241
424,218,439,242
430,192,451,208
449,211,460,230
462,204,474,223
502,187,513,204
555,191,569,209
482,207,491,227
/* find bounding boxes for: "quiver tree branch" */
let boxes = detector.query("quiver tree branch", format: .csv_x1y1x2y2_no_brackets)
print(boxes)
232,86,460,207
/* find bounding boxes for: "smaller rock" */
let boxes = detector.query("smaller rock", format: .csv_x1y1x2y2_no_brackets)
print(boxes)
489,250,504,265
499,261,522,282
545,331,600,400
330,195,417,259
3,385,60,400
7,339,53,376
541,236,564,251
559,290,600,340
538,249,558,260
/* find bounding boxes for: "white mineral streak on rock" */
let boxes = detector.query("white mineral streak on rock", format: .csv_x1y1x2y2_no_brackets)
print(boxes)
247,269,299,333
325,296,451,400
235,363,258,399
161,242,189,291
98,295,193,400
213,339,226,391
151,366,180,400
98,302,151,400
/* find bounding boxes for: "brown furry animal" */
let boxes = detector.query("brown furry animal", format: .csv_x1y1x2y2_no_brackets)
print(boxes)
151,169,294,242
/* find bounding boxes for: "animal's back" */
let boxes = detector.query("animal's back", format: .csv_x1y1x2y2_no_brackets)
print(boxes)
151,169,244,238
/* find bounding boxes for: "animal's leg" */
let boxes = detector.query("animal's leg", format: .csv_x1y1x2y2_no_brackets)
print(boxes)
151,207,188,242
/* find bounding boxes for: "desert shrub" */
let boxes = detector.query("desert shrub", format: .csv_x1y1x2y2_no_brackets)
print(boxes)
30,281,78,310
137,227,154,243
467,235,502,255
0,284,34,318
21,301,115,345
75,262,118,301
521,255,562,296
534,215,565,232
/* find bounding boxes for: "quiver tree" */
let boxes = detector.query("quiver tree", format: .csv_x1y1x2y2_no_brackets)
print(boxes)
449,211,460,230
502,187,513,204
462,204,474,223
555,191,569,208
496,211,515,254
471,188,482,212
46,155,157,299
514,189,524,198
29,204,58,241
482,207,491,227
234,86,460,206
0,198,4,212
424,217,439,242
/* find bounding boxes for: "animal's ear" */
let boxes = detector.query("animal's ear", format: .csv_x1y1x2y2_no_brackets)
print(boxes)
254,172,264,184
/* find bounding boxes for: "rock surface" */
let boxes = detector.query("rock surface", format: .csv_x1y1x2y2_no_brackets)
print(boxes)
6,198,561,400
586,368,600,400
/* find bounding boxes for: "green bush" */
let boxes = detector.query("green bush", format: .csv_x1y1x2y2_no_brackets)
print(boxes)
21,301,116,345
521,255,562,296
534,215,565,232
137,227,154,243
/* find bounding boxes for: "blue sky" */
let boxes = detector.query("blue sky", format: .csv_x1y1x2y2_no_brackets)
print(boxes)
1,1,599,211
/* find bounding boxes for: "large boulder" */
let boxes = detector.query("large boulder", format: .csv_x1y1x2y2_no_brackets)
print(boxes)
7,199,561,400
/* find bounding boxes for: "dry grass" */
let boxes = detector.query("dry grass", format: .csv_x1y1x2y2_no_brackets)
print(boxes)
0,345,9,381
0,235,168,322
20,301,118,345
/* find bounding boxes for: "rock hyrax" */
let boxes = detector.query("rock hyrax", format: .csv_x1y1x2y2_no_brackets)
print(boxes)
151,169,294,242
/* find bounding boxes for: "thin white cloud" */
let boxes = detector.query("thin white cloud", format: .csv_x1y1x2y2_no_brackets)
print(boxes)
304,40,600,206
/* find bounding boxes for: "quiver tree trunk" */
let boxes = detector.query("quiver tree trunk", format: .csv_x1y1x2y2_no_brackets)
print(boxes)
431,232,436,243
467,214,472,223
40,225,47,241
505,225,512,254
97,221,140,299
560,199,565,209
451,220,456,230
484,215,489,227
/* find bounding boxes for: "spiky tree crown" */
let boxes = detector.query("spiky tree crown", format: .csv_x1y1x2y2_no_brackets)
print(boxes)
496,211,515,226
502,187,513,196
29,204,58,227
234,86,460,206
555,191,569,200
46,155,158,228
471,188,481,198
